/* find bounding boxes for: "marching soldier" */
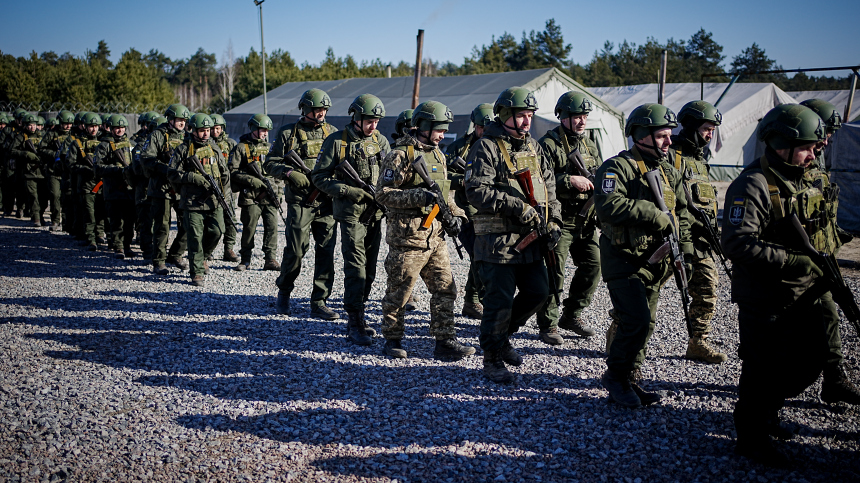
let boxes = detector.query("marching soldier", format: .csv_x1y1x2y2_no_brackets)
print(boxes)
66,112,107,250
39,110,75,231
126,113,158,260
209,113,239,262
7,113,46,226
94,114,136,258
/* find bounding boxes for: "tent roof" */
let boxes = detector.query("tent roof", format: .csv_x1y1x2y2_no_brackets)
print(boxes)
787,89,860,122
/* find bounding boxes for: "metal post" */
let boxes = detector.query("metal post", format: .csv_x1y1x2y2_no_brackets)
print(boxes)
412,30,424,109
658,50,667,104
845,70,858,123
714,74,741,108
255,0,268,115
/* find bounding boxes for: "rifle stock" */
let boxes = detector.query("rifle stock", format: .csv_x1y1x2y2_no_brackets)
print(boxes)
248,160,288,224
335,160,387,225
286,149,322,207
190,155,236,230
411,155,464,259
682,182,732,277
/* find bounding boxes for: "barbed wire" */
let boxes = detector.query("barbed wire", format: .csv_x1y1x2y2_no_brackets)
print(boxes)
0,101,227,116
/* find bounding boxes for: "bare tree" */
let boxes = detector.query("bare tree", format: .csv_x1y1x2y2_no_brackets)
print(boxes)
219,40,237,111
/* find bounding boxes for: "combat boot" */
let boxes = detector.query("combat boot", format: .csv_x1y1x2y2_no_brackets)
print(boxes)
461,301,483,319
276,291,291,315
500,340,523,366
382,339,407,358
310,304,340,321
166,255,188,271
263,259,280,271
629,373,661,405
600,368,641,408
153,263,169,275
821,363,860,405
114,248,125,259
203,261,210,275
86,242,98,251
605,310,620,355
734,437,790,468
404,293,420,312
434,338,476,361
223,249,239,262
234,261,250,271
483,350,515,384
359,309,376,337
558,314,596,337
686,336,728,364
345,311,372,346
539,327,564,346
191,275,205,287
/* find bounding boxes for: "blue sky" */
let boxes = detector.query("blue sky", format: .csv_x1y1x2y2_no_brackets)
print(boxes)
1,0,855,78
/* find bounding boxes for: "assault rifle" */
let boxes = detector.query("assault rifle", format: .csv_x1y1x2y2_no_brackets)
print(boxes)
285,149,322,207
643,169,693,335
411,155,464,260
335,160,387,225
190,155,237,230
682,182,732,277
783,213,860,334
446,155,467,174
567,148,596,219
247,159,288,225
511,167,561,307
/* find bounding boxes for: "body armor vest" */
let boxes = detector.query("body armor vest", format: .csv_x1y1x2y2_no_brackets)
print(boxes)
390,144,450,216
339,130,382,182
109,140,132,166
292,123,331,163
189,143,221,181
243,141,271,175
552,129,598,203
674,150,716,215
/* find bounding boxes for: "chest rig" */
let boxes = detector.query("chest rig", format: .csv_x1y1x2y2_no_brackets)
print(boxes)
290,123,331,167
160,131,185,162
339,130,382,182
74,136,101,157
760,156,839,255
189,142,221,181
109,140,132,166
215,137,230,162
243,141,271,175
394,144,450,216
674,149,716,215
555,129,598,202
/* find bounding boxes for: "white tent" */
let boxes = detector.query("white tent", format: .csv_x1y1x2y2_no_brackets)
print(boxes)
588,83,797,180
828,122,860,235
788,90,860,122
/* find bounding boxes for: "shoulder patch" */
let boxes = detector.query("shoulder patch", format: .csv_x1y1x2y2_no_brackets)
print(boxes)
383,168,394,182
464,169,472,183
728,197,747,225
602,172,616,193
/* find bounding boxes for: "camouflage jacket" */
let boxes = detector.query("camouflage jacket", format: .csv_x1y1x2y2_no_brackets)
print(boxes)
64,131,104,194
7,129,44,179
38,127,72,178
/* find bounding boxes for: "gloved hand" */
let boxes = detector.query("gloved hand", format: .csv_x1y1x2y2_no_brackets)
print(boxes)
24,151,40,163
186,172,210,189
518,202,538,225
683,254,694,282
783,252,824,278
249,177,266,190
655,212,673,233
448,216,464,237
344,186,373,204
547,222,562,250
288,170,309,189
422,189,437,207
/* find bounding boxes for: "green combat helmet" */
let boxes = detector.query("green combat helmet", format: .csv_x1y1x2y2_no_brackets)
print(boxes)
137,112,150,125
800,99,842,134
47,117,59,128
298,88,332,115
555,91,593,119
471,103,495,127
0,113,9,124
758,104,826,150
413,101,453,132
348,94,385,121
677,100,722,128
164,103,191,120
150,116,167,129
106,114,129,128
74,112,88,125
210,113,227,127
57,110,75,124
493,86,538,125
394,109,413,138
36,116,46,126
21,113,39,125
247,113,273,130
188,113,214,130
13,108,28,121
625,103,678,139
83,112,103,126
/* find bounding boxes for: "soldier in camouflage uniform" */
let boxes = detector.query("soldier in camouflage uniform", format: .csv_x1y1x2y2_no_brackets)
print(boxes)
39,110,75,231
722,104,840,466
209,113,239,262
6,113,45,226
142,104,190,274
593,104,692,408
265,89,339,318
670,100,728,363
535,92,602,345
94,114,136,258
446,103,494,320
64,112,107,250
312,94,391,345
798,99,860,405
465,87,563,383
390,108,423,313
167,114,230,287
375,100,476,361
230,114,280,271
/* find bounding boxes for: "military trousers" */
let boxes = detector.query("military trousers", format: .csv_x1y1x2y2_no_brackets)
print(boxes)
184,208,224,277
477,260,549,353
381,236,457,340
239,203,279,262
821,292,844,367
536,220,601,330
2,172,17,213
48,175,62,225
60,177,75,233
340,218,382,312
734,301,827,443
605,271,667,375
106,199,135,251
458,220,483,304
150,198,187,265
25,178,48,222
135,199,153,259
275,202,337,306
686,254,719,337
222,194,238,252
81,191,105,244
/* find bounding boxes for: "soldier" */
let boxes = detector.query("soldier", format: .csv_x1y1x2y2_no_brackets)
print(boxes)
229,114,280,271
94,114,136,258
721,104,841,465
0,111,22,215
2,110,29,218
7,113,46,226
669,100,728,363
375,100,476,360
126,112,157,259
58,112,86,237
390,108,422,313
593,103,692,408
65,112,108,250
210,113,239,262
142,104,190,274
265,89,339,318
535,92,602,345
167,114,230,287
39,110,74,231
464,87,563,383
312,94,390,344
446,103,494,320
797,99,860,405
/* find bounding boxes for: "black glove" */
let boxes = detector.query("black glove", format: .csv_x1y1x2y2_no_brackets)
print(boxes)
518,202,538,225
547,222,562,250
288,170,309,189
683,254,694,282
783,252,823,278
448,216,464,237
423,189,437,207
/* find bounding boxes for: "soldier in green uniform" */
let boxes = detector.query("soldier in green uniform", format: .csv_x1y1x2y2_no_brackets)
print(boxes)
593,103,692,408
670,100,728,363
65,112,107,250
721,104,838,465
0,111,25,216
59,112,88,238
209,113,239,262
464,87,563,383
797,99,860,405
375,100,476,360
94,114,136,258
126,112,156,259
266,89,339,319
167,114,230,287
230,114,280,271
39,110,74,231
535,92,602,345
446,103,494,320
312,94,391,344
7,113,46,226
142,104,190,274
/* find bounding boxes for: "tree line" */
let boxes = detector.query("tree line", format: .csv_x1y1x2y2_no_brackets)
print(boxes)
0,20,852,114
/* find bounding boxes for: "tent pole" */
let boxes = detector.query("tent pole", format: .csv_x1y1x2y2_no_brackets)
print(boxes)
845,70,858,123
714,74,740,108
412,30,424,109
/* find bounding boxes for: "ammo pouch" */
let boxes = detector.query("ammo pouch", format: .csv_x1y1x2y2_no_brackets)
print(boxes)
473,213,514,235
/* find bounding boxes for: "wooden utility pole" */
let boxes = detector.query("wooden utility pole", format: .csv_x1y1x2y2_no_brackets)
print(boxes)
412,30,424,109
658,50,667,104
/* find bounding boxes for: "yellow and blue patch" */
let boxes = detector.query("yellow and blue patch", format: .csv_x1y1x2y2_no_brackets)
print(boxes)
728,197,747,225
602,172,617,193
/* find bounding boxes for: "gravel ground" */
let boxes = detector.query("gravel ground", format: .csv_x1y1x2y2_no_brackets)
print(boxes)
1,214,858,483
